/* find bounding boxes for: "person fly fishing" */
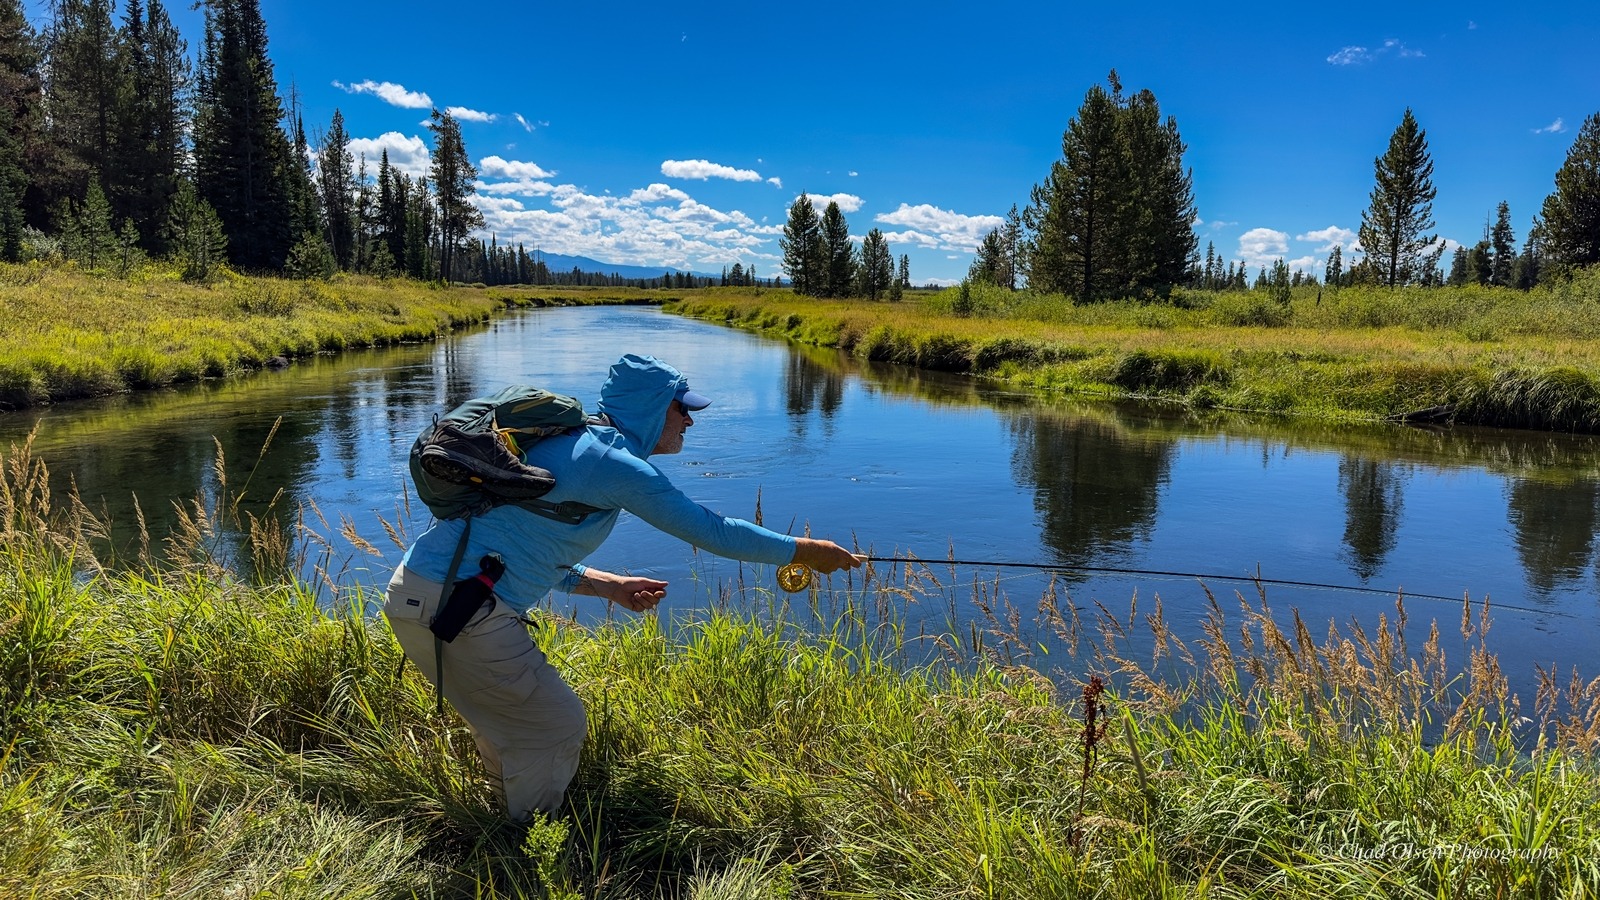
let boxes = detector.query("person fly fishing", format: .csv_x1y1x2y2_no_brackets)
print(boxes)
383,353,861,822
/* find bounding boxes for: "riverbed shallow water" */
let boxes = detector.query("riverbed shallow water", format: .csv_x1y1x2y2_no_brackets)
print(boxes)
5,304,1598,700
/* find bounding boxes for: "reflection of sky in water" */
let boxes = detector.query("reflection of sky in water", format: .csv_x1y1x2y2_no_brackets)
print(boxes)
3,304,1598,703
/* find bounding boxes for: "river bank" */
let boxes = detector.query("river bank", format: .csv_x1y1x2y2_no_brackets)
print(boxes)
0,263,664,409
667,272,1600,433
2,435,1596,898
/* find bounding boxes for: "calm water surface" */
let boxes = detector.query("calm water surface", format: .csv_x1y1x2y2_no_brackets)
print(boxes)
6,305,1599,692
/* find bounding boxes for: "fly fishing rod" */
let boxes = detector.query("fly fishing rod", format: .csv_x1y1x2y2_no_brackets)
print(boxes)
775,556,1568,618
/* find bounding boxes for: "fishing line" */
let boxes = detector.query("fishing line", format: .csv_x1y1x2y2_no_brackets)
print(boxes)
777,556,1569,619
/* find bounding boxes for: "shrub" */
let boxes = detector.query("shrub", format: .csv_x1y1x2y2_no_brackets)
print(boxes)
1109,349,1228,393
1209,292,1292,327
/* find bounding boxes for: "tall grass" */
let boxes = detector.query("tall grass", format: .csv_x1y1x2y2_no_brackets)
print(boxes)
4,434,1600,897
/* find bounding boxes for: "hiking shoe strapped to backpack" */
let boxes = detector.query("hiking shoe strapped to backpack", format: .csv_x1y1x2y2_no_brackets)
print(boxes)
417,421,556,500
409,385,603,524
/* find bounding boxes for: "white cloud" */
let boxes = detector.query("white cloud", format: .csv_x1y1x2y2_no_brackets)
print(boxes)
1327,38,1422,66
924,277,961,288
1295,226,1357,252
808,193,864,213
513,114,536,133
1534,118,1567,134
848,171,858,177
446,106,496,123
479,155,555,180
463,178,784,273
624,183,691,205
478,179,557,197
334,79,432,109
660,159,762,182
878,229,941,249
766,176,783,188
1384,38,1424,59
874,203,1003,252
1238,227,1290,269
1286,255,1320,275
349,132,430,176
1327,46,1370,65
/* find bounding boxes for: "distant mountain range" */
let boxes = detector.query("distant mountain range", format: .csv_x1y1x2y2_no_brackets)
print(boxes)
529,250,730,283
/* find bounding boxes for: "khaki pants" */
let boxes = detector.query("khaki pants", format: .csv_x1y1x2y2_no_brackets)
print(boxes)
383,565,586,820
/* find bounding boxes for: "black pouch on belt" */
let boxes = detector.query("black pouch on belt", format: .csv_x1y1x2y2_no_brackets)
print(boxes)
429,553,507,643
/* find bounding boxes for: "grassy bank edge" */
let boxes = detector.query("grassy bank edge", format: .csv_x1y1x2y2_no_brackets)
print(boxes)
0,264,668,410
665,293,1600,434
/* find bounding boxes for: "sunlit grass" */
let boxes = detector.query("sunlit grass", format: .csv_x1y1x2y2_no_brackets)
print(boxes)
668,270,1600,432
5,423,1600,897
0,262,662,408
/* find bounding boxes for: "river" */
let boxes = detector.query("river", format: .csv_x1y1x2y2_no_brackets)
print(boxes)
4,304,1597,695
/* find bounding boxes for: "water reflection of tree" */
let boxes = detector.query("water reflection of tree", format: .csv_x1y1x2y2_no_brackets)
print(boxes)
1006,409,1174,571
1338,456,1406,580
28,345,453,570
1506,474,1600,595
783,349,845,426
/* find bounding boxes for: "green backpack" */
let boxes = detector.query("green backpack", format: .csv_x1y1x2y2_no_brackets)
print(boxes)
409,385,601,524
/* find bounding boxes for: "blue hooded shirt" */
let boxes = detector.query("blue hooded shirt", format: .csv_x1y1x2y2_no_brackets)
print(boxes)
398,354,798,608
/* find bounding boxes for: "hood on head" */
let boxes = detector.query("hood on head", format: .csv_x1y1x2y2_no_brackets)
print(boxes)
596,354,689,457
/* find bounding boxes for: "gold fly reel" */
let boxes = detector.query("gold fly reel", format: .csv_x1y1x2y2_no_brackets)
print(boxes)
777,563,813,593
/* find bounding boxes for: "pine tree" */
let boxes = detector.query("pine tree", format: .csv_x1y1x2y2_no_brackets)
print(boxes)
317,108,355,269
1117,87,1198,294
1000,204,1023,289
1514,220,1545,290
1025,79,1122,299
116,0,187,254
165,177,227,281
376,151,405,268
1357,109,1442,287
283,104,321,248
820,201,854,298
1326,245,1343,287
858,228,893,299
0,94,24,260
1024,72,1195,301
428,108,481,283
1489,201,1516,286
1446,245,1469,286
0,0,41,242
192,0,296,270
1540,112,1600,271
403,176,432,280
64,175,115,268
1268,258,1291,306
968,229,1006,285
40,0,125,224
1467,239,1491,285
780,192,822,295
113,215,143,275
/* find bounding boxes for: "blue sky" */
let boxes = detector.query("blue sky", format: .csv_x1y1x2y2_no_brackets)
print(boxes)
125,0,1600,285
